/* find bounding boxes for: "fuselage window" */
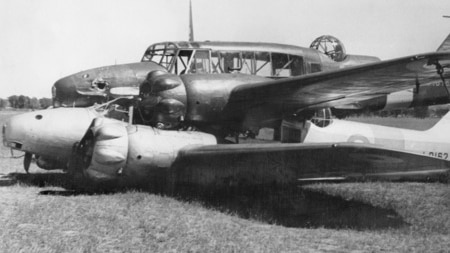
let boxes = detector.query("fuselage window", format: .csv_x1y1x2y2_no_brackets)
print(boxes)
187,50,211,74
211,51,224,73
255,52,272,76
240,52,255,75
219,51,272,76
271,54,305,77
143,45,306,78
290,56,305,76
272,53,291,77
175,50,193,74
222,52,241,73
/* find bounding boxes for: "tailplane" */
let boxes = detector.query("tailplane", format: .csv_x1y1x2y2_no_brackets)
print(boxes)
437,33,450,52
428,109,450,132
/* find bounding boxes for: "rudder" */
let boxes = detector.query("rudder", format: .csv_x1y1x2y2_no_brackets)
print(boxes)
437,33,450,52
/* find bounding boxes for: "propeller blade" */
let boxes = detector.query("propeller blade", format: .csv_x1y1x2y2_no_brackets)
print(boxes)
24,152,32,174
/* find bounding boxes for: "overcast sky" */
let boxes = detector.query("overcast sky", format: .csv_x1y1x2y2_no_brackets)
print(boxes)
1,0,450,98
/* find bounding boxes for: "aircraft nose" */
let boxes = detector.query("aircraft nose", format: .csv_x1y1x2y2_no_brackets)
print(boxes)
3,108,99,160
3,113,30,151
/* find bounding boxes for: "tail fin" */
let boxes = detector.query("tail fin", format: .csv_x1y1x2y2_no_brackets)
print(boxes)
428,109,450,132
189,0,194,42
437,33,450,52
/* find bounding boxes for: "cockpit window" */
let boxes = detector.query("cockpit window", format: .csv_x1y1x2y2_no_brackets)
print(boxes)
142,43,177,69
272,53,304,77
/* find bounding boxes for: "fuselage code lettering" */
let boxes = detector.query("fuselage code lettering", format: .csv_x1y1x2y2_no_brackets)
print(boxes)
425,151,449,159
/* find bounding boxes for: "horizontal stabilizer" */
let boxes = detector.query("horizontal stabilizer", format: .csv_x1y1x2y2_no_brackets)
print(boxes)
170,143,450,188
437,33,450,52
428,111,450,133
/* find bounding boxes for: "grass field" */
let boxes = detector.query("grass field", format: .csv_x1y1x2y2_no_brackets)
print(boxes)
0,110,449,252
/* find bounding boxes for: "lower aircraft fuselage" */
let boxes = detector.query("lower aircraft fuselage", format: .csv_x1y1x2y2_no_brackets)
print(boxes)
303,114,450,160
4,107,450,187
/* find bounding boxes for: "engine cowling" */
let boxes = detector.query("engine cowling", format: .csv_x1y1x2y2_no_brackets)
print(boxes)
74,117,217,187
138,70,187,129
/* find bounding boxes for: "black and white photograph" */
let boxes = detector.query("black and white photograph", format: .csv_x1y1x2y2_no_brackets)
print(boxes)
1,0,450,251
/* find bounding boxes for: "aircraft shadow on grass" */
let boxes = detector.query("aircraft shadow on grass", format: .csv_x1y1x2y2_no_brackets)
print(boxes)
2,172,406,230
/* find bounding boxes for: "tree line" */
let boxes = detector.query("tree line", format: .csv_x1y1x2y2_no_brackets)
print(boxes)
0,95,53,110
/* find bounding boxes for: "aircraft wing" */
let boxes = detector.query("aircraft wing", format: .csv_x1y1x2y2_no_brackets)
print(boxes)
170,142,450,187
225,52,450,124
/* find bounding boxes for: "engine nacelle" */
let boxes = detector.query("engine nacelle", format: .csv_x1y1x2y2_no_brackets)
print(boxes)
138,70,187,129
74,118,217,187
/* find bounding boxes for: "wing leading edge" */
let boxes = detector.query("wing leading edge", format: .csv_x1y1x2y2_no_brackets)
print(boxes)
170,143,450,187
224,52,450,124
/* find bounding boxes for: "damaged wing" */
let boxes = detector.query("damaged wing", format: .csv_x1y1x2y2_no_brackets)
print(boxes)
170,142,450,187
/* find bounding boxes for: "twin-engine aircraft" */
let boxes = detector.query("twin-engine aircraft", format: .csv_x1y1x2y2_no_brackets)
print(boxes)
3,35,450,188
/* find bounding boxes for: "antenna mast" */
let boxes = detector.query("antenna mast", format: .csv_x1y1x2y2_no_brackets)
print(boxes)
189,0,194,41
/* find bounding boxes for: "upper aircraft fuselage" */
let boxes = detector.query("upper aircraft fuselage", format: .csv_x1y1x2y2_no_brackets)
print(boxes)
52,39,379,108
52,38,384,134
50,38,450,136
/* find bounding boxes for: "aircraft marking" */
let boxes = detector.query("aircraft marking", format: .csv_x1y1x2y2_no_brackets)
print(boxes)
426,80,450,87
424,152,448,159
